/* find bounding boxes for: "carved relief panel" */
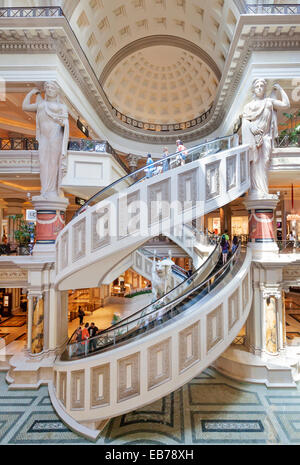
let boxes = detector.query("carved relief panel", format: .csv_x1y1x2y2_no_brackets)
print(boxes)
226,155,237,191
118,191,140,239
147,179,170,225
205,161,220,200
72,218,86,262
206,305,224,352
92,206,111,251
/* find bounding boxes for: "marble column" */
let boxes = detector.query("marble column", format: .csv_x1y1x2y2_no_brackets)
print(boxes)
27,294,33,352
244,194,279,259
0,199,7,239
31,294,44,354
31,196,69,259
262,287,282,356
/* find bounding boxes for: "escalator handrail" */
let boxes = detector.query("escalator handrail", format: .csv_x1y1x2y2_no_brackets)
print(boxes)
66,237,219,345
66,239,223,350
95,242,239,337
73,134,235,218
66,243,241,358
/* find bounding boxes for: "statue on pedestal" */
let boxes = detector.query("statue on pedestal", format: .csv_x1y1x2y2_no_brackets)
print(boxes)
22,81,69,200
242,79,290,197
151,252,174,302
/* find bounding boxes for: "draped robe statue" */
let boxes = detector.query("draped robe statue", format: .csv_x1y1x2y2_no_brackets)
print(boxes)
242,80,290,196
22,81,69,200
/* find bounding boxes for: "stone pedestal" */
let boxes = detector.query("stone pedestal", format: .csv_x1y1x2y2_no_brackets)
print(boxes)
31,196,69,259
243,193,279,259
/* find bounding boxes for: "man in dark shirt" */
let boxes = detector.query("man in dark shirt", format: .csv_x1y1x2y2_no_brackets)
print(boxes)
88,322,98,352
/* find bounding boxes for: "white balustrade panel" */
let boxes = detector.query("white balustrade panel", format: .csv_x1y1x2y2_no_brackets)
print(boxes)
53,248,252,427
55,145,249,291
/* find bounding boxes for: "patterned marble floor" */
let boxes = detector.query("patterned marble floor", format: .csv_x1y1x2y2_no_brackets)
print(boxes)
1,367,300,445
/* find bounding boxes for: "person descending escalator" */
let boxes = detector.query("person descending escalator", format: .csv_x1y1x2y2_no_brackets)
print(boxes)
231,235,238,254
145,153,155,178
220,235,230,264
88,322,99,352
81,322,89,354
175,139,188,166
162,147,170,172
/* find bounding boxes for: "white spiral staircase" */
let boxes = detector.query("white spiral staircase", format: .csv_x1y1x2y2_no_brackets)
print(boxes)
50,136,252,440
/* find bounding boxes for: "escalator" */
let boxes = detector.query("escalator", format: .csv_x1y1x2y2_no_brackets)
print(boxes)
51,133,251,439
62,238,221,360
55,134,249,291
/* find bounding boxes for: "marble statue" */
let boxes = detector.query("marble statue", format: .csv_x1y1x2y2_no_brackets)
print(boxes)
242,79,290,197
151,253,174,302
22,81,69,200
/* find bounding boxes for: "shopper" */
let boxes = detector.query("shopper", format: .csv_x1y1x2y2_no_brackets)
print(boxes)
222,230,230,241
162,147,170,172
81,322,90,354
220,236,230,264
88,322,99,352
145,153,155,178
175,139,188,166
231,235,238,254
74,326,82,355
78,306,85,325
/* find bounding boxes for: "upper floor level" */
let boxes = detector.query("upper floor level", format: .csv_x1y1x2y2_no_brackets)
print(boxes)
0,2,300,156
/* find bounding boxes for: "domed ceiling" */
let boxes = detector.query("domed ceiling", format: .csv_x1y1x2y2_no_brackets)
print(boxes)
67,0,240,124
103,45,218,124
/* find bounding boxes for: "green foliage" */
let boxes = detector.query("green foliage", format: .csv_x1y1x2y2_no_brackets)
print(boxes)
279,111,300,146
9,214,35,246
125,289,152,298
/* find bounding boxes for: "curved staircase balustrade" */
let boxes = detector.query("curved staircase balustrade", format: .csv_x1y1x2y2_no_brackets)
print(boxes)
55,136,250,291
53,246,252,432
64,239,221,358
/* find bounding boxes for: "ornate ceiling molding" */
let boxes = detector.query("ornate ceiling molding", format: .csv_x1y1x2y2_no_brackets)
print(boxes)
0,13,300,145
99,34,221,85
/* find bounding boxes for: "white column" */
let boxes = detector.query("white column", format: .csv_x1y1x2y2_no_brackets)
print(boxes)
27,294,33,352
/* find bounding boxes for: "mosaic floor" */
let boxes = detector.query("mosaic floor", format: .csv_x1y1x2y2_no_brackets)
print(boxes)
1,366,300,445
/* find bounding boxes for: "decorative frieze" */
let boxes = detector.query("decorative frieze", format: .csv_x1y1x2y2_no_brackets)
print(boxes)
0,15,299,143
0,269,27,281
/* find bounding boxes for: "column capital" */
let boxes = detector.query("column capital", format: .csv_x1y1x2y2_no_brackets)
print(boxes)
260,284,282,300
243,193,279,212
27,291,43,300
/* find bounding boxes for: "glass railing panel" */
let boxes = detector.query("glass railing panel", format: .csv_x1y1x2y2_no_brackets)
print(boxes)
62,240,228,360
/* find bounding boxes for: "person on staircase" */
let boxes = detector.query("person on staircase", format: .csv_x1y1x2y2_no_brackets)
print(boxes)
220,235,230,264
175,139,188,166
88,322,99,352
145,153,155,178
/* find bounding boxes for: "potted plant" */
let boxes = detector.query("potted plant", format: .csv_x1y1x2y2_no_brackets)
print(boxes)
278,111,300,146
10,214,35,255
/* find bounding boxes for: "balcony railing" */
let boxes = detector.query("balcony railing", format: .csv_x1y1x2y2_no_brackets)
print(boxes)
0,138,38,150
0,137,130,174
112,105,213,133
67,139,130,173
246,4,300,15
0,7,63,18
277,240,300,254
